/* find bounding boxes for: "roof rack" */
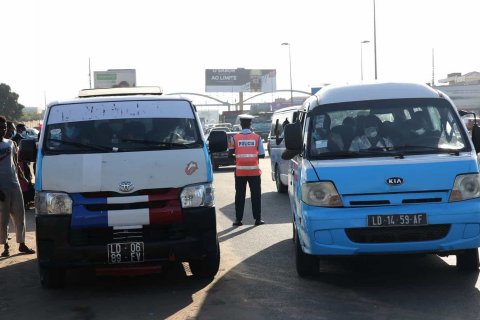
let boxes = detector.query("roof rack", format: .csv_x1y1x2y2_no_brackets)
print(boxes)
78,86,163,98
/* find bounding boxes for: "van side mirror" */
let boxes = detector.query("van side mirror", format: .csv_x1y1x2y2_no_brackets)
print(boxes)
19,139,37,162
471,124,480,153
207,130,228,153
283,122,302,159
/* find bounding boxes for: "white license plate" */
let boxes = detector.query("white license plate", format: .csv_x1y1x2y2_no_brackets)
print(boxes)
107,242,144,264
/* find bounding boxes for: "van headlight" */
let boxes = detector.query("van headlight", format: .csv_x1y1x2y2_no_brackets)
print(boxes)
180,183,214,208
449,174,480,202
35,192,73,214
302,181,343,207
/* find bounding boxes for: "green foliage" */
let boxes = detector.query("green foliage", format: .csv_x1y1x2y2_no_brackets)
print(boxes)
20,110,45,122
0,83,24,121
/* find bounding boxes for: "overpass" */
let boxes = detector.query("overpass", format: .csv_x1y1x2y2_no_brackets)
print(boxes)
165,89,311,111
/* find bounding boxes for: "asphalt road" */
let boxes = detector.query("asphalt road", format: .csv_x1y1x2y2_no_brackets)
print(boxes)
0,156,479,320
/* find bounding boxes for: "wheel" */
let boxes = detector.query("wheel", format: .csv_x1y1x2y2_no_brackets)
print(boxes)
456,249,479,272
275,165,288,193
39,265,66,289
292,218,296,242
295,233,319,277
211,156,219,171
189,237,220,279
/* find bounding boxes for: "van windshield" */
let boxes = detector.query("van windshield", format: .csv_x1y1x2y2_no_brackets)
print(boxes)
307,98,470,159
43,100,202,154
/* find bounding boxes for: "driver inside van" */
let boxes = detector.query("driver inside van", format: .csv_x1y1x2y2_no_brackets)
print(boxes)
349,114,393,151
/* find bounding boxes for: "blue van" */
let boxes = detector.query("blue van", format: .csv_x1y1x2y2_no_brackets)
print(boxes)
283,82,480,276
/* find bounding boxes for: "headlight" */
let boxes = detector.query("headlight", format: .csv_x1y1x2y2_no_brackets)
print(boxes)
35,192,73,214
449,174,480,202
301,181,343,207
180,183,214,208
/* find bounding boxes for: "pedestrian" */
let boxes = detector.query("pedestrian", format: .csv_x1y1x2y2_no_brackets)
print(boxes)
12,124,35,208
0,116,35,257
228,114,265,226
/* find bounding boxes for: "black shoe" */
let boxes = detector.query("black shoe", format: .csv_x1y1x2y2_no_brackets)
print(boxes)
18,243,35,254
1,243,9,257
254,219,265,226
232,220,243,226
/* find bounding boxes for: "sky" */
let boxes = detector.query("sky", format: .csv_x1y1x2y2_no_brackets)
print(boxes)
1,0,479,109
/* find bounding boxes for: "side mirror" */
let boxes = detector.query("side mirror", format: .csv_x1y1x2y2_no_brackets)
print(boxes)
283,122,302,159
19,139,37,162
207,130,228,153
471,124,480,153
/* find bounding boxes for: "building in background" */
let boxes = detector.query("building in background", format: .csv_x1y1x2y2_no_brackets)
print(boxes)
434,71,480,112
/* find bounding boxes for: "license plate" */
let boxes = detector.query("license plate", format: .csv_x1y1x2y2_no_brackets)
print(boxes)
107,242,144,264
368,213,427,227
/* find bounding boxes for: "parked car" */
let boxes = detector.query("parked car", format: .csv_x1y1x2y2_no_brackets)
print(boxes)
208,131,236,170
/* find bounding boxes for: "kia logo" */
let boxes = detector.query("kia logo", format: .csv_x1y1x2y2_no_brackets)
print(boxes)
118,181,134,192
386,177,403,185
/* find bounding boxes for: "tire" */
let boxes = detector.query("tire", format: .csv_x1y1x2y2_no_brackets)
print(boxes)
456,249,479,272
275,165,288,193
295,233,319,277
189,237,220,279
39,265,66,289
211,156,219,171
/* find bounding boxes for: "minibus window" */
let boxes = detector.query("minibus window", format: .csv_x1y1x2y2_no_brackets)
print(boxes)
306,98,470,159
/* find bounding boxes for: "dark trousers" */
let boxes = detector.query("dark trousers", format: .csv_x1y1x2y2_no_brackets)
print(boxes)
235,175,261,221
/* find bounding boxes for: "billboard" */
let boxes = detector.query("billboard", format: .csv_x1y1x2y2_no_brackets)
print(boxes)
94,69,136,89
205,68,276,93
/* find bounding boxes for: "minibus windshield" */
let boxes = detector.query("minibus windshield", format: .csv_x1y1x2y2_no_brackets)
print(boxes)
307,98,470,159
43,100,202,154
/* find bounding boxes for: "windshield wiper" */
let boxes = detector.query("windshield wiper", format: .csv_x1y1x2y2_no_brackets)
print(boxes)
396,145,461,156
120,139,192,149
47,139,112,151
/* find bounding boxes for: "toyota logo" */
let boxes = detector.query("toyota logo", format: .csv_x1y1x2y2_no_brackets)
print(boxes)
386,177,404,185
118,181,134,193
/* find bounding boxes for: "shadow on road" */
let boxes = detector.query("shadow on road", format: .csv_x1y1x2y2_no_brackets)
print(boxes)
218,191,292,226
196,239,480,320
0,257,213,320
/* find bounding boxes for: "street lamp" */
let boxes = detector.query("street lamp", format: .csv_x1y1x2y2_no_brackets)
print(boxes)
360,40,370,81
281,42,293,106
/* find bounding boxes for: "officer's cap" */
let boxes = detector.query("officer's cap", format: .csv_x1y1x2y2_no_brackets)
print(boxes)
239,114,256,120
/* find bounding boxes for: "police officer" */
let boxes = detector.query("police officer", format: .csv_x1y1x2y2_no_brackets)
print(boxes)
229,115,265,226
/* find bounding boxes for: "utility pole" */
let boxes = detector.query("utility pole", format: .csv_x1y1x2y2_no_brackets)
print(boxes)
432,48,435,86
88,57,92,89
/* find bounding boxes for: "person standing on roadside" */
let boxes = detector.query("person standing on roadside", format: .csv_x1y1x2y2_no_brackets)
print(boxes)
0,116,35,257
228,114,265,226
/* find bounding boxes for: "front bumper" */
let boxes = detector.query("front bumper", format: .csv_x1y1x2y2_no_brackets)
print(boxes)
36,207,217,268
296,200,480,256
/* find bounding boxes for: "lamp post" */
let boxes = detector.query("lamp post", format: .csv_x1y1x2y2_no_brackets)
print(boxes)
281,42,293,106
360,40,370,81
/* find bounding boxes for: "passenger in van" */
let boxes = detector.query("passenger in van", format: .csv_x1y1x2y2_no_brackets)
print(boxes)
311,113,343,154
405,111,440,147
275,118,290,145
349,114,393,151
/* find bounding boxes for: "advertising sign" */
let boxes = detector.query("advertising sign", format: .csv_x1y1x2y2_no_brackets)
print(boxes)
205,68,276,93
94,69,136,89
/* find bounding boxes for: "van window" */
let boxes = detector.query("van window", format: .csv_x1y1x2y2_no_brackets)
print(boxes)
44,100,201,154
307,98,469,159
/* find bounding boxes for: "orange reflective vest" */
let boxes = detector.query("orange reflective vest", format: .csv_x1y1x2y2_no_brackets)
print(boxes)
233,133,261,176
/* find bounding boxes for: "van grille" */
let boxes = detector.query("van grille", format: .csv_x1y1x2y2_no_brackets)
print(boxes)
345,224,451,243
69,225,186,246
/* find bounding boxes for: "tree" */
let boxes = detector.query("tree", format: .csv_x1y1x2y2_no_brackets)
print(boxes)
0,83,24,121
